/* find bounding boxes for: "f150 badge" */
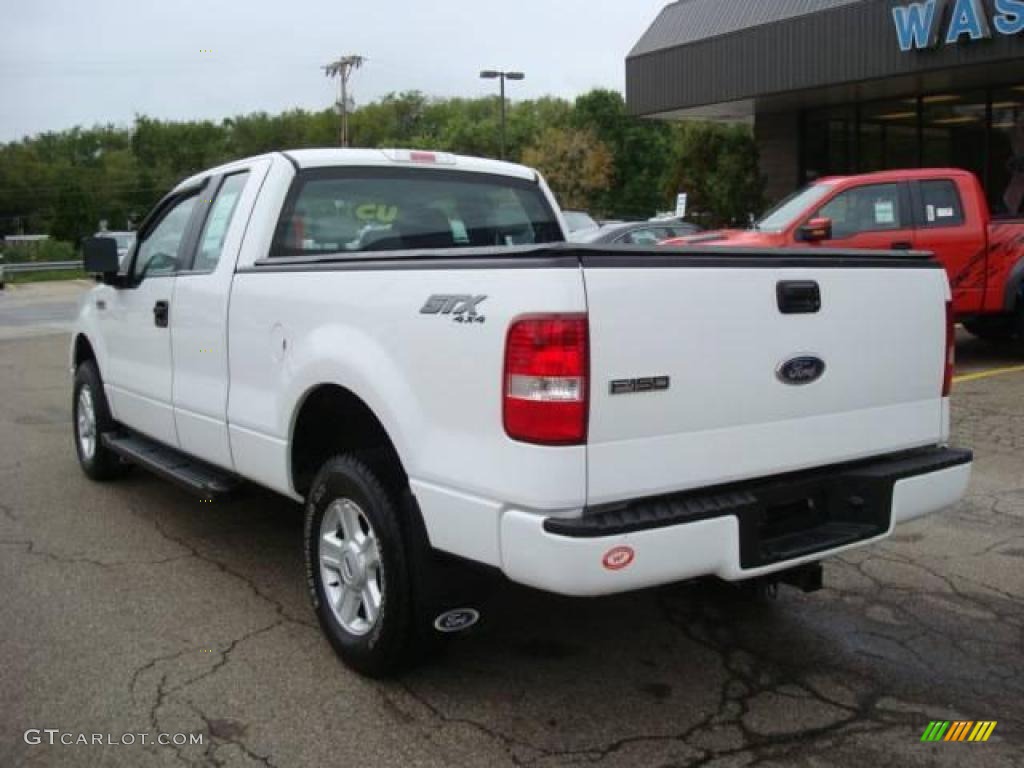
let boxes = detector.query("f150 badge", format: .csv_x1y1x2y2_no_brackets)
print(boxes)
421,294,487,324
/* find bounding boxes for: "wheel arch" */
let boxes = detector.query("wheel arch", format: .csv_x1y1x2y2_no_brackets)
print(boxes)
72,333,99,374
288,382,409,498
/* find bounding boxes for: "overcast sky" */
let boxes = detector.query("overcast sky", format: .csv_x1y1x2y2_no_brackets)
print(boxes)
0,0,668,143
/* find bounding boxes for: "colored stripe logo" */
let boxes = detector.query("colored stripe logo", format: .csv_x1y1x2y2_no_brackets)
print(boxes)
921,721,997,742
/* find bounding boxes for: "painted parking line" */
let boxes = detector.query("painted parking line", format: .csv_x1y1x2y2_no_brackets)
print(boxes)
954,365,1024,385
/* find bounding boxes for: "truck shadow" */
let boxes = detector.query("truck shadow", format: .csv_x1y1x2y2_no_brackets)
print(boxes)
118,470,1024,761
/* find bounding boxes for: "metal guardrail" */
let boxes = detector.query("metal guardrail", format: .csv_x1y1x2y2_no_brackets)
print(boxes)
3,260,83,274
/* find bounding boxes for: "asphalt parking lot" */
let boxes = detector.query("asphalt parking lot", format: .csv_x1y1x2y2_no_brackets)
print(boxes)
1,281,1022,768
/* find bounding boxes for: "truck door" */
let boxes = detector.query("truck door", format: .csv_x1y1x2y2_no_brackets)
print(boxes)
170,164,266,470
99,189,203,447
910,178,985,314
802,181,916,252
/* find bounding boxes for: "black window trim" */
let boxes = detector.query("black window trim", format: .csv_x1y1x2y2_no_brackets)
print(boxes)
268,165,565,260
803,181,913,242
909,178,967,231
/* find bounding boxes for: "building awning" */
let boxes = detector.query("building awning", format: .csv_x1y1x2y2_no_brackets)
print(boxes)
627,0,1024,121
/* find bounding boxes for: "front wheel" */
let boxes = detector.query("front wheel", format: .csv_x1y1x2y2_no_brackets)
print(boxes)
73,360,129,481
963,315,1018,342
304,455,416,677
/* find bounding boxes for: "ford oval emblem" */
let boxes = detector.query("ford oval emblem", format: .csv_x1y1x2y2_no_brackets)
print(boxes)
433,608,480,633
777,356,826,386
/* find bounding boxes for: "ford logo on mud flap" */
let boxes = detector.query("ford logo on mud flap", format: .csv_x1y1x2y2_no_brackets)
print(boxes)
777,356,826,386
433,608,481,633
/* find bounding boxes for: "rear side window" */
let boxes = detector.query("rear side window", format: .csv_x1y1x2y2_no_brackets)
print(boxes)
272,168,564,257
917,180,965,228
194,172,249,272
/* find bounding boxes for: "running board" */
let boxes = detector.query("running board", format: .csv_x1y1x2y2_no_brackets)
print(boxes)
102,433,241,500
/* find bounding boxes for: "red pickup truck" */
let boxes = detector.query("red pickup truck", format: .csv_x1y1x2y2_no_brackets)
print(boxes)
665,169,1024,341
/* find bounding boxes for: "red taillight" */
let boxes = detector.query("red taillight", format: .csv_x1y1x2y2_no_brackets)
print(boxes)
503,315,588,445
943,300,955,397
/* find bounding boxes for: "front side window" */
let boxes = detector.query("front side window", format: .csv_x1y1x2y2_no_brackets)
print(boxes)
272,168,563,257
194,172,249,272
814,183,905,238
133,195,198,279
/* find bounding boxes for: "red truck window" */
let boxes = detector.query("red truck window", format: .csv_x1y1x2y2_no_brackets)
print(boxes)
815,183,905,239
916,180,965,228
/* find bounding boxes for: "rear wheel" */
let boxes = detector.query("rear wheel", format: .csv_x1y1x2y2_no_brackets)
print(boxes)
304,455,417,677
73,360,128,481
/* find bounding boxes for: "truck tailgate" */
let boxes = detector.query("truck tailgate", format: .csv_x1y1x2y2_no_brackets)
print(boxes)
582,249,949,506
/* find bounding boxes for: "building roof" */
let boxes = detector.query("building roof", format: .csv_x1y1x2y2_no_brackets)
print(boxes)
626,0,1024,120
629,0,863,57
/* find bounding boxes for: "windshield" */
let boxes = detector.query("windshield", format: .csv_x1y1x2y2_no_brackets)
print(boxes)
755,182,838,233
272,168,564,256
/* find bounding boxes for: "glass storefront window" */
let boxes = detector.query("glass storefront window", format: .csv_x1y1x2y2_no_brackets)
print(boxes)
802,87,1022,219
990,87,1024,217
860,100,919,171
921,91,986,189
803,105,855,181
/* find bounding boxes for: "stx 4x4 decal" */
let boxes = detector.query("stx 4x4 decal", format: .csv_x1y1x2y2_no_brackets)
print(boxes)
420,294,488,324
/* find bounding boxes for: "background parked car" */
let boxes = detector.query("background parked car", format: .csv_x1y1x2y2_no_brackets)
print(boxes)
571,219,701,245
562,210,599,233
93,231,136,269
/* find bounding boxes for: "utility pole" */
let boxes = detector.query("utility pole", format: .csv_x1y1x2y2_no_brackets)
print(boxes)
323,55,366,147
480,70,525,160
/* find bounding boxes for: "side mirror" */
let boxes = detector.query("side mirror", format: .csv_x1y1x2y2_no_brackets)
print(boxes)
798,217,832,243
82,237,121,282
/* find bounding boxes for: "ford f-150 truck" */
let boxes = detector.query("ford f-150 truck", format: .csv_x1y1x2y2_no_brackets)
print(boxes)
664,169,1024,341
72,149,972,676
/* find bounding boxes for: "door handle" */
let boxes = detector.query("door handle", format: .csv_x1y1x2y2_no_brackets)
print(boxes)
891,241,913,251
153,300,169,328
777,281,821,314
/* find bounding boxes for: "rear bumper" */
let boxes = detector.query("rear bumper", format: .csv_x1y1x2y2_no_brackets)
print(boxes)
500,447,972,597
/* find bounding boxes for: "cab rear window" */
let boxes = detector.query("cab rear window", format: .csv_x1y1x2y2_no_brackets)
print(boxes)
271,167,564,257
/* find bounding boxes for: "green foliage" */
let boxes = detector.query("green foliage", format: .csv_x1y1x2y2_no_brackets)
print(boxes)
8,268,86,284
0,91,764,239
522,128,614,210
2,239,76,264
665,122,765,228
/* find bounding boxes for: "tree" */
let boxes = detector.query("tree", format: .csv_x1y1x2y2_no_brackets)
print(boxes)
522,128,614,211
664,122,764,228
0,88,766,241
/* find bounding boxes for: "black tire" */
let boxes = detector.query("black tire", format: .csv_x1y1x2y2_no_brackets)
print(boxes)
304,455,417,677
72,360,129,481
963,315,1018,342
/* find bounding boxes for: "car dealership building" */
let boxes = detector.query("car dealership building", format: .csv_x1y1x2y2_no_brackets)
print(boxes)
627,0,1024,215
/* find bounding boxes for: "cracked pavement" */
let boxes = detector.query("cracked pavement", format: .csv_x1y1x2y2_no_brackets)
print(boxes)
1,284,1022,767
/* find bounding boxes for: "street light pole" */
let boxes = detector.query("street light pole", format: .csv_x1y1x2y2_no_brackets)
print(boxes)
480,70,525,160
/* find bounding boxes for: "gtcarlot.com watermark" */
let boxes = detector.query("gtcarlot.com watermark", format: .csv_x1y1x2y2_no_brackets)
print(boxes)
25,729,204,747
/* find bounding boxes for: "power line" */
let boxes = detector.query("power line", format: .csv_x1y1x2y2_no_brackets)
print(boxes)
322,55,366,147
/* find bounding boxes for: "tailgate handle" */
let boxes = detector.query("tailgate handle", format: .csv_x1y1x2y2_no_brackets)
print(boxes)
777,281,821,314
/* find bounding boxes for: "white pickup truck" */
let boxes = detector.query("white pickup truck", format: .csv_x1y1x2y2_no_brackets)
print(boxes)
72,149,972,676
